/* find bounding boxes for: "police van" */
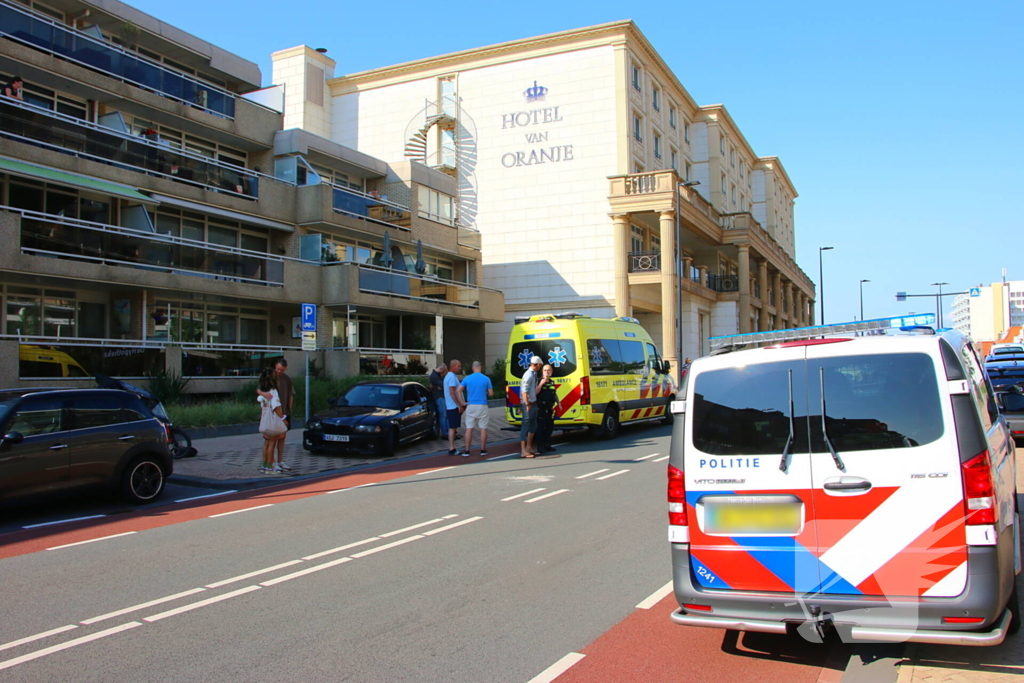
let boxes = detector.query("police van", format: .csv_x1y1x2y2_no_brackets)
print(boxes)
505,313,674,438
668,315,1020,645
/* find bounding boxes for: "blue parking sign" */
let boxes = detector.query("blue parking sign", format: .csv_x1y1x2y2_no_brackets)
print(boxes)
301,303,317,331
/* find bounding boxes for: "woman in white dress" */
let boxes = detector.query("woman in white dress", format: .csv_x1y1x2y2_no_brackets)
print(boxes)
257,367,286,473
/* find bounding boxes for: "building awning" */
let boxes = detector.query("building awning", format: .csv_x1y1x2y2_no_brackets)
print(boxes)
148,194,295,233
0,156,157,204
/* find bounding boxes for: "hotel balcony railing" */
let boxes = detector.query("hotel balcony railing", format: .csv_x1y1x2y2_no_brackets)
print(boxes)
0,99,280,198
332,185,412,229
13,207,286,286
705,274,740,293
341,262,489,309
0,0,238,118
628,250,661,273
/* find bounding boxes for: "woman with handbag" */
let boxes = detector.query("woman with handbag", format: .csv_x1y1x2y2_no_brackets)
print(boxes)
258,367,288,473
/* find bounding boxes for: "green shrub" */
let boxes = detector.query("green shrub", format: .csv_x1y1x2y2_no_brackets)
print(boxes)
166,401,261,429
486,358,507,393
145,369,190,405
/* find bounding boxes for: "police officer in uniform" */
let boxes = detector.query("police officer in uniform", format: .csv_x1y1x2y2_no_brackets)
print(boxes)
534,364,559,454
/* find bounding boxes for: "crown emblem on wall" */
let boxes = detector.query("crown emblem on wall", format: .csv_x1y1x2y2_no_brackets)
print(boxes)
524,81,547,102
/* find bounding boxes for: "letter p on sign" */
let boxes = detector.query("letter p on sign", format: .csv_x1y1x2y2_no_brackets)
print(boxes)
301,303,317,332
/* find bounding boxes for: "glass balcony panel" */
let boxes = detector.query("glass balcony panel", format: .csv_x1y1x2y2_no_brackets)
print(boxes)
0,99,262,197
332,186,411,229
355,264,480,309
0,2,236,118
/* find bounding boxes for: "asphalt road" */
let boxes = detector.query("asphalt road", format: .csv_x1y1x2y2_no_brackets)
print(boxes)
0,423,859,682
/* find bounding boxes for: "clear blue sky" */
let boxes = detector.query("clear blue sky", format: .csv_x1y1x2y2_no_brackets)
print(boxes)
132,0,1022,326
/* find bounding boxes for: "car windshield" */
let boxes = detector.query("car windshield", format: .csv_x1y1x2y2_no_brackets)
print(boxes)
340,385,403,409
0,400,14,428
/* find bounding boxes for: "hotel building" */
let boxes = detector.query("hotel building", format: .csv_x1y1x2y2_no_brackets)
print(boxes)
0,0,501,392
275,20,816,378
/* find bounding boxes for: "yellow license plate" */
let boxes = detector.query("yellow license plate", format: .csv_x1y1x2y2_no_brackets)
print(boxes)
703,496,802,535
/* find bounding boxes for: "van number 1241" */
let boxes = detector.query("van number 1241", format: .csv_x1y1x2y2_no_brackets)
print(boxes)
696,565,718,584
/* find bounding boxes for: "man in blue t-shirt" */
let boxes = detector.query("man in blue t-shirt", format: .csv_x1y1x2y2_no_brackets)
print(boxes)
444,359,465,455
460,361,494,457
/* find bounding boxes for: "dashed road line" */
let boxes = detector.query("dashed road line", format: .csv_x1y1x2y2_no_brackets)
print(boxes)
653,455,670,463
0,625,78,654
524,489,570,504
575,469,609,479
143,585,260,623
0,622,143,672
205,560,305,589
174,490,237,504
351,535,424,558
416,466,456,475
81,588,207,625
260,557,353,587
422,516,483,536
486,453,520,461
208,504,274,518
302,536,380,561
326,482,377,494
23,515,105,530
527,652,586,683
596,469,630,481
47,531,137,551
501,488,547,502
636,580,674,609
380,517,454,537
633,453,660,461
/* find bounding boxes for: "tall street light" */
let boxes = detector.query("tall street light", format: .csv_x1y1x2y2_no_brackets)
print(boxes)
818,247,834,324
859,279,871,321
931,282,949,328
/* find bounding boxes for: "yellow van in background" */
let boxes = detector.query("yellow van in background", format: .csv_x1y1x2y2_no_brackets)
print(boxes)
505,313,675,438
19,345,89,378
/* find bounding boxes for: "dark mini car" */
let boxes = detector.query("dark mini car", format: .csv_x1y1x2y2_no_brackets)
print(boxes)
303,381,438,456
0,388,173,506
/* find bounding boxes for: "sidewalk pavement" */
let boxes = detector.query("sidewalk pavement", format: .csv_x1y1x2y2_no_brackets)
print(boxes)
171,404,519,487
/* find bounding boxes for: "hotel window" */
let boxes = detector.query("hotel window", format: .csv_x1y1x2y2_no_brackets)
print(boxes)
731,184,736,204
720,136,726,154
721,173,727,192
669,107,676,128
417,186,455,226
739,162,744,178
653,134,662,159
683,122,690,144
729,148,735,167
670,149,678,171
631,225,644,253
634,162,645,174
652,86,660,111
685,163,692,181
633,114,643,142
631,64,642,92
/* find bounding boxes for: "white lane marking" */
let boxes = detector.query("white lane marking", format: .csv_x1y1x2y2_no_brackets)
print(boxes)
326,482,377,494
81,587,207,625
302,537,380,561
0,622,142,672
23,515,105,529
416,466,456,475
174,490,237,504
422,516,483,536
527,652,586,683
380,517,453,538
636,580,674,609
525,489,570,503
143,585,260,623
442,514,459,519
596,469,630,480
486,453,519,461
260,557,353,587
653,455,670,463
575,469,609,480
47,531,137,551
204,560,304,589
208,503,274,518
0,624,78,654
350,535,424,559
501,488,547,502
633,453,660,461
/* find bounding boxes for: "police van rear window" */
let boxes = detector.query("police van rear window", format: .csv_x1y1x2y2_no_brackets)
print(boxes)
509,340,577,379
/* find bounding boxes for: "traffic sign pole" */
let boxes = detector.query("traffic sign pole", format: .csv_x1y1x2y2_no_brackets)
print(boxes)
301,304,317,425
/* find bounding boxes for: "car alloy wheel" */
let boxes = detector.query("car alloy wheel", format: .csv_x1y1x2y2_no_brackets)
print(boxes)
123,457,164,504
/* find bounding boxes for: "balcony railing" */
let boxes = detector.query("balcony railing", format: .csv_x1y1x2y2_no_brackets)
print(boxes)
13,208,286,286
0,99,278,198
356,263,483,309
0,0,238,118
332,185,411,229
629,250,661,272
706,274,739,293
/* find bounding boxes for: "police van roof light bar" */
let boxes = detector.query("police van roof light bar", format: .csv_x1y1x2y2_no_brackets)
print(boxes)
709,314,938,352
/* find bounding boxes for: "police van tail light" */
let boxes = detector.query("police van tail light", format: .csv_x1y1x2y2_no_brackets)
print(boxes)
668,464,688,526
580,376,591,405
962,451,997,526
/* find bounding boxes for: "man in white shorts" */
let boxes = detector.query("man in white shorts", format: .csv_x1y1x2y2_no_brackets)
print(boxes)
459,360,493,457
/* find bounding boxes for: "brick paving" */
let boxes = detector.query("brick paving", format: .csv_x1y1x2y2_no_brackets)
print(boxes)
171,404,518,484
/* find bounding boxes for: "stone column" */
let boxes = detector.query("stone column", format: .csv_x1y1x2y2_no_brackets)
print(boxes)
682,256,693,283
772,271,783,323
757,259,769,332
698,265,708,288
784,283,794,328
737,244,751,333
798,292,807,326
612,214,631,317
659,210,679,382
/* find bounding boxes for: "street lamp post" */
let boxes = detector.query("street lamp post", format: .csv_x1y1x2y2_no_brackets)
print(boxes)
818,247,834,324
931,282,949,328
859,279,870,321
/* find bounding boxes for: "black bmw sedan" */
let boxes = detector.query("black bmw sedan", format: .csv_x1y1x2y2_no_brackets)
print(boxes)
302,381,438,456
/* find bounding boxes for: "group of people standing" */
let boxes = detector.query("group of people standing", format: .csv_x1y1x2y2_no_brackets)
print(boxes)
430,360,494,457
518,357,560,459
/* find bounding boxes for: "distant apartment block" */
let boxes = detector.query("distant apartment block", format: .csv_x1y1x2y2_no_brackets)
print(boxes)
952,281,1024,342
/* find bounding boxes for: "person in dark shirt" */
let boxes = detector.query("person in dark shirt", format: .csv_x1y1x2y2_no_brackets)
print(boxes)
534,364,559,454
429,363,449,438
2,76,24,100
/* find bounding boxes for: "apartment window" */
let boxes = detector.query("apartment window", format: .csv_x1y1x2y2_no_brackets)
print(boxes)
14,0,64,21
739,162,744,179
721,173,727,192
670,149,678,171
631,64,642,92
684,163,692,181
683,122,690,144
730,148,735,167
631,225,644,253
129,118,247,167
731,184,736,204
652,86,660,111
720,136,726,154
633,114,643,142
310,164,364,192
0,73,88,119
417,186,455,225
669,107,677,129
653,134,662,159
634,162,645,174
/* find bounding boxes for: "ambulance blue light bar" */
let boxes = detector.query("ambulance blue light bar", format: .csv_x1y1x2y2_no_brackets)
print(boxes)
709,314,938,352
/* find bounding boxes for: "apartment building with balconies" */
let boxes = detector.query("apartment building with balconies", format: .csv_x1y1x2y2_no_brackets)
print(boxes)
0,0,501,392
278,20,813,379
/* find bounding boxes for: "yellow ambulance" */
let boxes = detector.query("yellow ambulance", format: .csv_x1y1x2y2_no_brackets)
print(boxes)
505,313,675,438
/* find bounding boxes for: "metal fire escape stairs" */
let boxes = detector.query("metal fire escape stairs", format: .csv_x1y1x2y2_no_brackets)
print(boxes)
403,97,459,178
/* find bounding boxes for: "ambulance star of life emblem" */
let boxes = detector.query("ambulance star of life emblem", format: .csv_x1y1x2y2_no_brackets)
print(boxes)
548,346,567,367
517,349,534,370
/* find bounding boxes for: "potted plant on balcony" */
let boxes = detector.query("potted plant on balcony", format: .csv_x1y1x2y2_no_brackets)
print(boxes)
118,21,140,49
